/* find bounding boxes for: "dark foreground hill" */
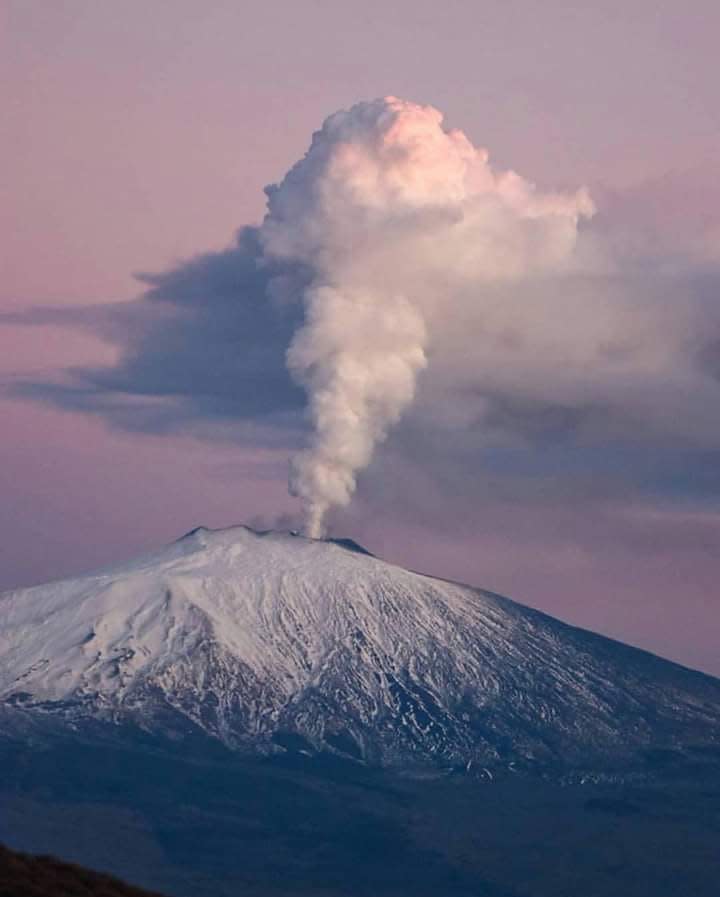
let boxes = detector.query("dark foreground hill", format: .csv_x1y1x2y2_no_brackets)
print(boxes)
0,843,168,897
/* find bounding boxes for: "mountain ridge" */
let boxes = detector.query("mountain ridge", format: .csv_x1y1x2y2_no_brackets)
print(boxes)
1,524,719,775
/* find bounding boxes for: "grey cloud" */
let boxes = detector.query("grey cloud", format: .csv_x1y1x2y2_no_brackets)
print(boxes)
4,226,308,444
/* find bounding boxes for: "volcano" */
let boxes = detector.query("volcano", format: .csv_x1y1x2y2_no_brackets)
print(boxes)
2,525,718,776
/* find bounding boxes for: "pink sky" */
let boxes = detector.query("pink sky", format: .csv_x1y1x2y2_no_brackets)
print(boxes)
1,1,719,674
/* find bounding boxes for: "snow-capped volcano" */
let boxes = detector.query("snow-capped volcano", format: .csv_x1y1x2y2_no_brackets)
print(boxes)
1,525,719,772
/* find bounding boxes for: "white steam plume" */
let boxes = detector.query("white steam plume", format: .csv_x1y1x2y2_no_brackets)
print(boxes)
260,97,594,537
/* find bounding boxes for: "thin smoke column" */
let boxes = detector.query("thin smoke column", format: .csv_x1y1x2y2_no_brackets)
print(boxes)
261,97,594,537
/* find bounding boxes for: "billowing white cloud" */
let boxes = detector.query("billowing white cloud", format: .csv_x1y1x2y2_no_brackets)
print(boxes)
260,96,594,535
8,99,720,548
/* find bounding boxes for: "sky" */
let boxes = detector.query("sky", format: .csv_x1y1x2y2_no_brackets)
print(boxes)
1,0,719,675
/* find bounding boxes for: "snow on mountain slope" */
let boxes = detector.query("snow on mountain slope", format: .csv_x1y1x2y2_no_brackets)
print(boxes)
1,525,719,771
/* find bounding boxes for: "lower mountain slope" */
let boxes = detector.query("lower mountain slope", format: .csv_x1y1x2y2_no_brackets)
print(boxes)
1,525,719,773
1,731,719,897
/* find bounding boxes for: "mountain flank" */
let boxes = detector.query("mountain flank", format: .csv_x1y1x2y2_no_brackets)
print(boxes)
1,524,719,775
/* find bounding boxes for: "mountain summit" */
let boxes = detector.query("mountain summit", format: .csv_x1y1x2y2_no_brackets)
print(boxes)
1,525,718,773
